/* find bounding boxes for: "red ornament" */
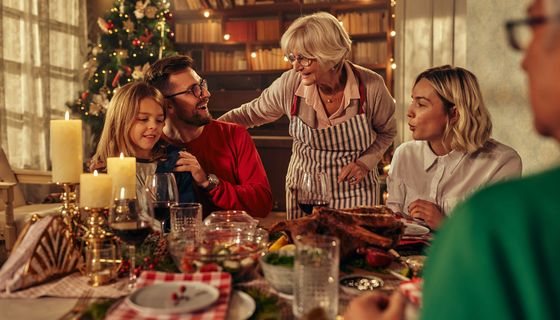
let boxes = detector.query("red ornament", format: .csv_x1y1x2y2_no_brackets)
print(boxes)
81,91,89,100
106,20,114,30
139,30,154,43
132,38,141,46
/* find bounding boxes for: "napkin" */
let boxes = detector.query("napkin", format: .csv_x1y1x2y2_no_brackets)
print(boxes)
399,278,423,307
107,271,232,320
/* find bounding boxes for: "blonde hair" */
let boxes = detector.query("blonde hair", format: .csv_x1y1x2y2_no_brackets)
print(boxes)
92,81,166,167
280,12,351,69
415,65,492,154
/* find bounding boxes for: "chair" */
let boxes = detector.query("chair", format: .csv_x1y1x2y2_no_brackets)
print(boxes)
0,148,61,252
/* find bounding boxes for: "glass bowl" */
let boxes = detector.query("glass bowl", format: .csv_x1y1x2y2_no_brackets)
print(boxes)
168,227,268,282
259,253,294,294
203,210,259,232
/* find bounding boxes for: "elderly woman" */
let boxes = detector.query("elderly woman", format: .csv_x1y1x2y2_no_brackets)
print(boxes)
386,65,522,229
219,12,396,219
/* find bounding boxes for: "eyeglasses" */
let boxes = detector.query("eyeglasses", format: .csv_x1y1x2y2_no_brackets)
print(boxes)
505,16,550,51
165,79,208,99
286,53,315,67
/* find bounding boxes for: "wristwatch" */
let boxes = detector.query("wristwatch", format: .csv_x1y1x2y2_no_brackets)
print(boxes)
204,174,220,192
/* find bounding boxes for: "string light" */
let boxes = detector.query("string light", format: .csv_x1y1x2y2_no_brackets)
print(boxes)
203,10,210,18
391,63,397,70
251,52,257,58
223,34,231,41
390,30,396,37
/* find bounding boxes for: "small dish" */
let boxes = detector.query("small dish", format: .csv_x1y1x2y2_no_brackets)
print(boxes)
227,290,256,320
403,222,430,236
340,275,384,295
127,281,219,314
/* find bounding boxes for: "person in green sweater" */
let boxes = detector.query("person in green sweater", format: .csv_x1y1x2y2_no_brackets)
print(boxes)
344,0,560,319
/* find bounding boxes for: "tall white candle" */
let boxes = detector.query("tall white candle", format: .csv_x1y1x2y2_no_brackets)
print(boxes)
80,170,112,208
50,111,83,183
107,153,136,199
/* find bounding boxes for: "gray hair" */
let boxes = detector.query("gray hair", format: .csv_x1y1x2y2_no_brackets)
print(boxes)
280,12,352,69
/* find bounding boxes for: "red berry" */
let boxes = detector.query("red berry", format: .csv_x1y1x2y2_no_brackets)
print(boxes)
200,263,219,272
171,293,178,300
179,285,186,293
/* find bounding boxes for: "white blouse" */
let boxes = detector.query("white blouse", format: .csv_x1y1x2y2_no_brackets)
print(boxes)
386,139,522,216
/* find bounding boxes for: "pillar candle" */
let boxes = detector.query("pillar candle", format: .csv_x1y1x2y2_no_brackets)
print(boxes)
107,153,136,199
50,111,83,183
80,170,112,208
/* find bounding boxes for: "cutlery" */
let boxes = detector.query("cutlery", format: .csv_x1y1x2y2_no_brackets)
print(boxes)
58,289,93,320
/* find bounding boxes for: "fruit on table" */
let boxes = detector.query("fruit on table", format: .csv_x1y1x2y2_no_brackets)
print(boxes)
358,247,394,268
269,234,289,251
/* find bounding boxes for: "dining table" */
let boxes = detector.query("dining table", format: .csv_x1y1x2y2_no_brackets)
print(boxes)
0,212,427,320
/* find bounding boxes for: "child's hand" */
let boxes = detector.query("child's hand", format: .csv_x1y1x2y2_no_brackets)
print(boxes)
175,151,208,186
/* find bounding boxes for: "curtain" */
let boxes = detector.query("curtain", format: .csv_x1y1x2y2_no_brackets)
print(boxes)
0,0,87,170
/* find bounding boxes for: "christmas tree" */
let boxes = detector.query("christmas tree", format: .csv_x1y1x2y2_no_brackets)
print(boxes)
67,0,176,154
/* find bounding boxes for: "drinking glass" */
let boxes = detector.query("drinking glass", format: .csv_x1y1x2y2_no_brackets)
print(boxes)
109,187,153,290
146,173,179,234
297,171,331,215
170,203,202,240
293,234,340,320
86,242,119,287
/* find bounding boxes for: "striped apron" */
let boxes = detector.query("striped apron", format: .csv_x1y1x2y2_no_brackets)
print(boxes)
286,66,380,220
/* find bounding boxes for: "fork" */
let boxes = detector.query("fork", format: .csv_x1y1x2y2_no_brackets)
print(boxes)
58,289,93,320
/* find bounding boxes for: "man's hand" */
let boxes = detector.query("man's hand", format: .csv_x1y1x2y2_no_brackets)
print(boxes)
344,291,405,320
408,199,444,229
174,151,208,188
338,161,369,185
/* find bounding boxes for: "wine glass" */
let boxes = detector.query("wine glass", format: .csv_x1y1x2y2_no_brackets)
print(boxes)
109,186,153,289
297,171,331,215
146,173,179,234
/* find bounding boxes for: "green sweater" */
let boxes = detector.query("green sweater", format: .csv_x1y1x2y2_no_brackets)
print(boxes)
422,166,560,320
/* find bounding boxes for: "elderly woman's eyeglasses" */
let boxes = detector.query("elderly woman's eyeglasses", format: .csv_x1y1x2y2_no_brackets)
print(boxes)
286,53,315,67
165,79,208,99
505,16,550,51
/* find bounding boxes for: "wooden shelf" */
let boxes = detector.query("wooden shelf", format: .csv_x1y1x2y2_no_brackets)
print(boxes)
173,0,389,19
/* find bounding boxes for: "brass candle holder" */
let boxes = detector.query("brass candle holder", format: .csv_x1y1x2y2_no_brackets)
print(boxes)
57,182,80,237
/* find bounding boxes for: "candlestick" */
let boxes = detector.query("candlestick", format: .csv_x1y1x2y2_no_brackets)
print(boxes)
107,153,136,199
50,111,83,183
58,183,80,237
80,170,113,208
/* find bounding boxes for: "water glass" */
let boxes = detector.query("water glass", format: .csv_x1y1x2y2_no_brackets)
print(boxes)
170,203,202,239
86,242,119,287
293,234,340,319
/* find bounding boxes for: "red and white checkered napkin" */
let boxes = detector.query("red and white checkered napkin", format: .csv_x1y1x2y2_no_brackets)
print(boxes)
399,278,423,308
107,271,232,320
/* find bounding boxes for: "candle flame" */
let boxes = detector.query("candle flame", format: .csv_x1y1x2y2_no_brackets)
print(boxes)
119,152,124,159
120,187,125,199
64,110,70,120
93,170,99,176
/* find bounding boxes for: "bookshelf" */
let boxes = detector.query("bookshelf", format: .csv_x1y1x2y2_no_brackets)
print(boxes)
170,0,395,211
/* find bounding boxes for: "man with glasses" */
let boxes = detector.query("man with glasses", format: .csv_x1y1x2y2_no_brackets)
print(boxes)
345,0,560,319
145,55,272,218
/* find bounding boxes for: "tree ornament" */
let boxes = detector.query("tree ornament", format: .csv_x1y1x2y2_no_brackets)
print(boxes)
145,6,158,19
139,30,154,43
123,19,135,32
132,38,141,46
97,17,110,33
92,46,103,56
82,59,98,80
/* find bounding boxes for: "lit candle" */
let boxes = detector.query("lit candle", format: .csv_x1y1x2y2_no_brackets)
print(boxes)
50,111,83,183
107,153,136,199
80,170,112,208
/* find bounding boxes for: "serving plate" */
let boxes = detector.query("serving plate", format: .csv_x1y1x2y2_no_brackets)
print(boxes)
227,290,256,320
127,281,219,314
403,222,430,236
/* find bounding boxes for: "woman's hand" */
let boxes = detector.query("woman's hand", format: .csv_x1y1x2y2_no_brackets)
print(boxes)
344,291,405,320
408,199,444,229
338,161,369,185
174,151,207,187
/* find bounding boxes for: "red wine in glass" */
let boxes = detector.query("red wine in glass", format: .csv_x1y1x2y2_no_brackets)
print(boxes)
298,200,329,215
153,202,172,233
110,221,152,246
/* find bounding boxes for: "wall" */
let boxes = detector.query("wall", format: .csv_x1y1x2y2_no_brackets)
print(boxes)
394,0,560,174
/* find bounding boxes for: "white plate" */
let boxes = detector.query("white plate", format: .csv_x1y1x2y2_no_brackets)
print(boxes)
227,290,256,320
127,281,219,315
403,222,430,236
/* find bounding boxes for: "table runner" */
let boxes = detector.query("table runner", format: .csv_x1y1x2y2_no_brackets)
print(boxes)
106,271,232,320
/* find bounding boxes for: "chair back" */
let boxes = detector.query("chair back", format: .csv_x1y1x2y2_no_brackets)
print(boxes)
0,148,27,210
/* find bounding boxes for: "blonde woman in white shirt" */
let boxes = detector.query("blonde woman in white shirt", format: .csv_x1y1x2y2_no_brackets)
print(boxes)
387,65,522,229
